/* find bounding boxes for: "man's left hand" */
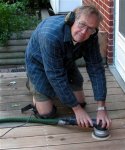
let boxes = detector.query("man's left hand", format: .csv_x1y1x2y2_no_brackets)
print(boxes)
96,110,112,128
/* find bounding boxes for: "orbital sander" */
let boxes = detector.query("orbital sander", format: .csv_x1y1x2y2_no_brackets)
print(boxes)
20,104,111,140
58,116,111,140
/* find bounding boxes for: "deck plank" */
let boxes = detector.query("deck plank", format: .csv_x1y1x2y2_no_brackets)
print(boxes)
4,139,125,150
0,67,125,150
1,128,125,149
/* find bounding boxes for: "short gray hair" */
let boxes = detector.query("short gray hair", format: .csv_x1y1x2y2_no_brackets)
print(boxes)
74,5,103,23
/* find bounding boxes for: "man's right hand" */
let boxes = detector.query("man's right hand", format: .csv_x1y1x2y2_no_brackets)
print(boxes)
72,104,93,127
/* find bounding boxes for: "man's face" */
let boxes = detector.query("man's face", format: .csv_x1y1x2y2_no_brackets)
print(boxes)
71,14,99,42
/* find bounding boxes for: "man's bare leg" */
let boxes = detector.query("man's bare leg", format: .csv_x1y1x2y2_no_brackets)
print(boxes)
33,96,53,115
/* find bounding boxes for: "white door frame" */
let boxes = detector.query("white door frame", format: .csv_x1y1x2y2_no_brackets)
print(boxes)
115,0,125,82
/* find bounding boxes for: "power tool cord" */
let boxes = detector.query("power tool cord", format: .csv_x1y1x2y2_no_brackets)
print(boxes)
0,113,33,138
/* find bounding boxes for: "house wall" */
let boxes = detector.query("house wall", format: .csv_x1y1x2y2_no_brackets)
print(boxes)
83,0,114,64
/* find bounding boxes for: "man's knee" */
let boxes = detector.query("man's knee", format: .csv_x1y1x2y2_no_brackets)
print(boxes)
33,97,57,118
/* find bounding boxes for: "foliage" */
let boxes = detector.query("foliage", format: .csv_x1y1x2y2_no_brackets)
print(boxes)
0,1,40,46
0,0,50,10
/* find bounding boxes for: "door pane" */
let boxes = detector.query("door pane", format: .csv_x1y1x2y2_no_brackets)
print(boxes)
119,0,125,37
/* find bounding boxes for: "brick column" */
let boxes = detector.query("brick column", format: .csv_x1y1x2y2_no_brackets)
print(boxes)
83,0,114,64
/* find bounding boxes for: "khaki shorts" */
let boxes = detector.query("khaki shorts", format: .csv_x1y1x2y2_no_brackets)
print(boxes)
26,79,83,102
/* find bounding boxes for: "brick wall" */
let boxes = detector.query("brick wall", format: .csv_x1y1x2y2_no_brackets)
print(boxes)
83,0,114,64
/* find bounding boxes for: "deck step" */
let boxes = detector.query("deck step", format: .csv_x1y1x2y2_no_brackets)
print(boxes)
0,9,107,66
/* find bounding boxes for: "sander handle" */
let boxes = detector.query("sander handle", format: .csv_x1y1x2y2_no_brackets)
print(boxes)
59,116,106,130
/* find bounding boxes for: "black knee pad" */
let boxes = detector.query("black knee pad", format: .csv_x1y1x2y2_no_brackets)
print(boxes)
21,104,57,119
35,105,57,119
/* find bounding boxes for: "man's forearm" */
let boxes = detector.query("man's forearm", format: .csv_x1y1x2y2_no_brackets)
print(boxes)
97,101,106,107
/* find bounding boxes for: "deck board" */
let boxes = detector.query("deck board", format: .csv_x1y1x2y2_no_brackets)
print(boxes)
0,67,125,150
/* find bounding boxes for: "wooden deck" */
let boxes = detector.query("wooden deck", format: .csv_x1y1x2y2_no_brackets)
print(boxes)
0,67,125,150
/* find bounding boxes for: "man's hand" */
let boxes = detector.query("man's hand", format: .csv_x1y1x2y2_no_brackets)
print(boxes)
96,101,112,128
96,109,111,128
72,105,93,127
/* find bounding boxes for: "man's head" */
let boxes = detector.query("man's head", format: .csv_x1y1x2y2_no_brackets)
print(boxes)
71,5,103,42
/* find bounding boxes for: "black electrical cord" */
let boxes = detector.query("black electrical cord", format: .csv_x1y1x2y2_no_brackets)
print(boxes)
0,113,33,138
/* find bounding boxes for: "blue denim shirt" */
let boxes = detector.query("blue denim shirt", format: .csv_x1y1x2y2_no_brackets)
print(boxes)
25,15,107,108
